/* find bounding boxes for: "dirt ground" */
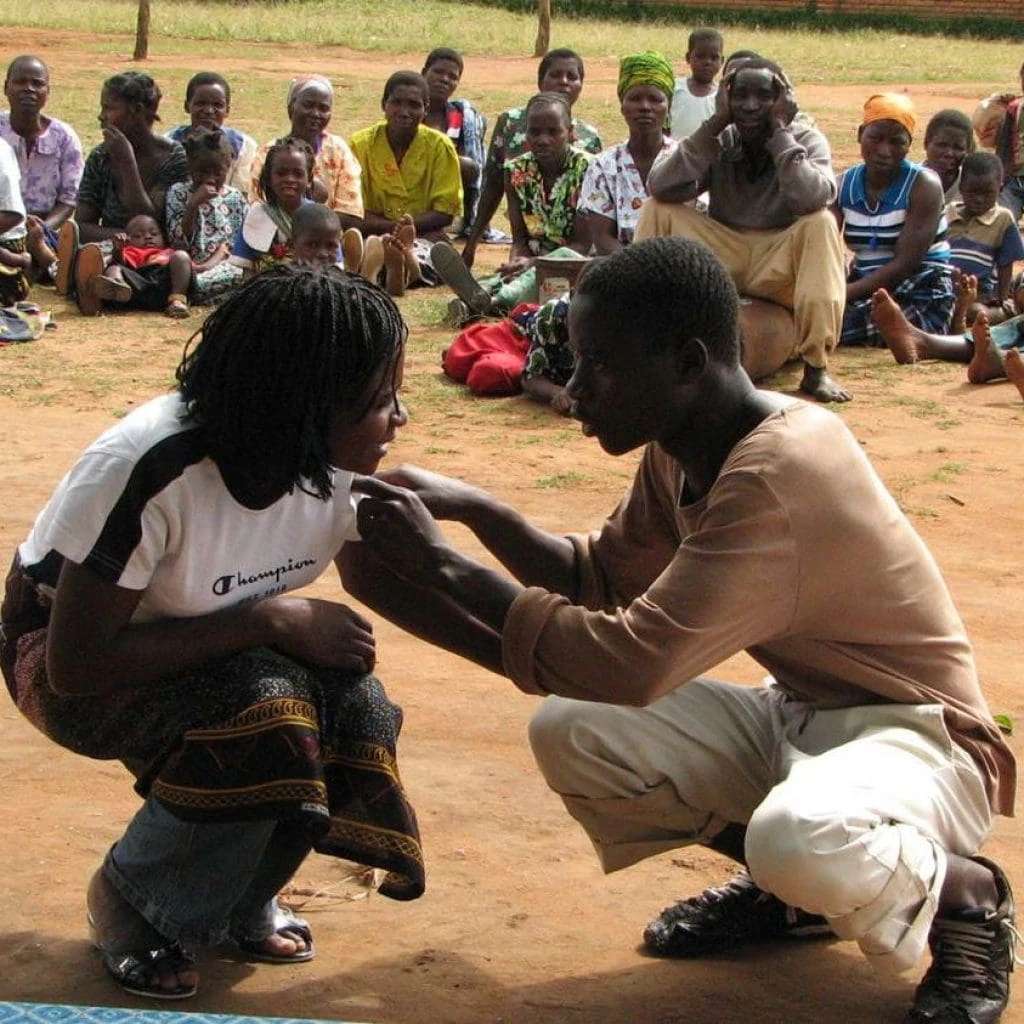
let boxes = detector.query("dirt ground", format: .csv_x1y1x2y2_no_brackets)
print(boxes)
1,28,1024,1024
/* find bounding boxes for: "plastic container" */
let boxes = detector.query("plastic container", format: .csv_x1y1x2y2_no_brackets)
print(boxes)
535,253,592,302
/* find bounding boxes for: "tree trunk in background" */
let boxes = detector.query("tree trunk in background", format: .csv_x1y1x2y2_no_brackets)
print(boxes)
533,0,552,57
134,0,151,60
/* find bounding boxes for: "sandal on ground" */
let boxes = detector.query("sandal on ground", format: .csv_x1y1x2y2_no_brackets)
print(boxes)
55,220,79,297
73,243,106,316
91,275,132,304
88,912,198,1000
233,904,315,964
342,227,364,273
430,241,493,314
165,294,190,319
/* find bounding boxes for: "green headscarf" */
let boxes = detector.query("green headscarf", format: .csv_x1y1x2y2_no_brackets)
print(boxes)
617,51,675,102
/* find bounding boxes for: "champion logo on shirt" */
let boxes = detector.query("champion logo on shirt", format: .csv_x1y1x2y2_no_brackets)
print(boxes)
212,556,319,596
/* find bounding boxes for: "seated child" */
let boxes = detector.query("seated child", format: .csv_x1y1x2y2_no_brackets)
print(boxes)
670,28,723,141
74,213,192,318
230,135,314,278
519,294,575,413
291,202,344,266
871,285,1024,401
945,151,1024,328
0,136,30,306
165,127,247,305
166,72,258,193
923,109,974,203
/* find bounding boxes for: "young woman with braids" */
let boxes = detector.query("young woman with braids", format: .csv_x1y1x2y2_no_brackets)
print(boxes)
0,264,419,1001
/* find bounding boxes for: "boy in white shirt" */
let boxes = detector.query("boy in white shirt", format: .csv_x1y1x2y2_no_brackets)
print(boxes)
670,28,723,140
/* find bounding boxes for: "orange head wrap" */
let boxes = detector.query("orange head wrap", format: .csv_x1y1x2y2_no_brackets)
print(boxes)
861,93,916,136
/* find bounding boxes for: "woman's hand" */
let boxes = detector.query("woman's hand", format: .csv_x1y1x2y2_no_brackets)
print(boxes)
102,125,137,169
267,596,376,674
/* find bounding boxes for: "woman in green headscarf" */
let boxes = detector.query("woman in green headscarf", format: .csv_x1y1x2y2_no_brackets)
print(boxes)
577,51,677,253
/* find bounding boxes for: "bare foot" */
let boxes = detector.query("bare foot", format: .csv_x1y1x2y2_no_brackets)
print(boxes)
870,289,928,364
1004,348,1024,401
87,867,199,997
381,234,407,297
800,363,852,403
360,235,384,284
951,268,978,335
966,312,1006,384
393,214,421,284
394,213,416,249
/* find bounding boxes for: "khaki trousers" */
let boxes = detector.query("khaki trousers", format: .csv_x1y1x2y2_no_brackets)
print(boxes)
635,201,846,370
529,679,992,975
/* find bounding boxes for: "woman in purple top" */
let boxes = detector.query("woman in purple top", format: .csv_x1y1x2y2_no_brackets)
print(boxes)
0,55,84,280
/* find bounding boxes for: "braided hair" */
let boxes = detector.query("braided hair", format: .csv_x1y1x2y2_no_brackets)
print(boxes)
182,126,233,171
103,71,162,123
574,236,740,365
177,263,407,501
256,135,314,205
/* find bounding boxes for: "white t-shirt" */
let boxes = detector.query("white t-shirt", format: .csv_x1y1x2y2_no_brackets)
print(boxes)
670,80,717,141
0,135,27,242
19,392,361,623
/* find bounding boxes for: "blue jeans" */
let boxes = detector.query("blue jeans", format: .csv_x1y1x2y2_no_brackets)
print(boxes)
103,797,312,946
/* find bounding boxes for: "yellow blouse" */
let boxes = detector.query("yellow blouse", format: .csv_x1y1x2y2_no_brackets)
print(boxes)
349,122,462,222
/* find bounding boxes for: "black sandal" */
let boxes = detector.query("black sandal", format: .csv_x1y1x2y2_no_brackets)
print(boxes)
88,906,198,1000
99,943,198,1000
233,903,315,964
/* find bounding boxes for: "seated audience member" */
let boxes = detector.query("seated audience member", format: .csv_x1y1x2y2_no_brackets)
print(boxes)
60,72,187,296
835,93,954,348
670,28,723,141
0,55,84,281
338,235,1017,1024
74,212,192,319
923,108,974,204
250,76,363,230
165,127,247,306
0,135,30,305
232,135,315,278
944,151,1024,328
421,48,487,235
433,92,591,317
348,71,462,296
637,57,849,402
579,51,677,253
461,48,602,269
166,72,258,194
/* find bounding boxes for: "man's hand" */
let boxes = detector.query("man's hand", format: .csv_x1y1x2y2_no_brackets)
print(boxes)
769,75,798,133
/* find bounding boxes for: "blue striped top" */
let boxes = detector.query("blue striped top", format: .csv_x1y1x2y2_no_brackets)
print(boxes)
839,160,950,278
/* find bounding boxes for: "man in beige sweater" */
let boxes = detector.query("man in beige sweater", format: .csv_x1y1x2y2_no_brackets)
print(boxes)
342,236,1016,1024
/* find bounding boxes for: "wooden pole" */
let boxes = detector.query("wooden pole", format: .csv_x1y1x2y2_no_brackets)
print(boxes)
133,0,151,61
533,0,552,57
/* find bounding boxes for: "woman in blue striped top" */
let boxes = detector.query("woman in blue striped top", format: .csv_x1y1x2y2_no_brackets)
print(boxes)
834,93,953,346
